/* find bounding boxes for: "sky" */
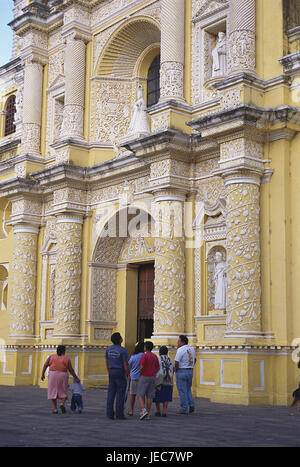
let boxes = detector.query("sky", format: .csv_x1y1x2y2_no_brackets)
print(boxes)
0,0,14,66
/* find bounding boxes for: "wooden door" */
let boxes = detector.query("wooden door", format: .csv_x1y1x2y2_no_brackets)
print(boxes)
137,263,154,341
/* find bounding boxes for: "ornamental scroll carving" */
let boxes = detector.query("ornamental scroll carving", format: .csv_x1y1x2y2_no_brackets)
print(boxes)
225,183,261,333
154,236,185,333
54,221,82,336
91,80,132,143
160,62,184,100
10,232,37,336
91,237,124,322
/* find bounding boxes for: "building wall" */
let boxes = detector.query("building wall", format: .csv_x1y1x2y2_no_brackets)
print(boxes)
0,0,299,405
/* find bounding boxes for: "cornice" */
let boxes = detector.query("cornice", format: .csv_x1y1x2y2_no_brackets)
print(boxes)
9,3,63,36
52,0,106,12
279,52,300,75
187,104,300,139
211,72,291,92
0,177,42,200
32,162,87,188
0,57,22,77
0,138,21,156
120,129,193,160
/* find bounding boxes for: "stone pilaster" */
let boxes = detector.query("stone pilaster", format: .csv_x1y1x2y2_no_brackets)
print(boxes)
228,0,256,75
160,0,185,101
9,224,39,339
61,34,87,139
53,215,83,338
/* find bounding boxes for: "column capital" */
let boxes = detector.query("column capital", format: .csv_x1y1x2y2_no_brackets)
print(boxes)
62,27,92,45
152,189,187,203
22,51,48,67
55,214,84,224
13,223,39,235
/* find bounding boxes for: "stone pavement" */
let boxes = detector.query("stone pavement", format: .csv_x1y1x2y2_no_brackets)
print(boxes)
0,385,299,448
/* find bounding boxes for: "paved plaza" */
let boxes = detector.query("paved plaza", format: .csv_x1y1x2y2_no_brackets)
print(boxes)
0,385,299,448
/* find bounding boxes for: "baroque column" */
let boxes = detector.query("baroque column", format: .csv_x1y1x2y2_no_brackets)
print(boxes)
228,0,256,75
61,33,87,140
9,224,39,339
53,215,83,338
152,192,185,338
160,0,185,101
223,173,262,337
21,57,44,155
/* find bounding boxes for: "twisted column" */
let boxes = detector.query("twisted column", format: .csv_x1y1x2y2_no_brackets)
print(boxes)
53,216,83,337
21,59,44,155
160,0,185,101
61,35,86,139
9,225,39,338
228,0,256,74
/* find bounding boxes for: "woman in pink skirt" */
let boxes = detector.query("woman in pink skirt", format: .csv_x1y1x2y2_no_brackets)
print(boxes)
41,345,80,413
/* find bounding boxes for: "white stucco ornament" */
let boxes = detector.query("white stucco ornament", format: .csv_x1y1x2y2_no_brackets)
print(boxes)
127,85,150,137
212,32,227,78
214,251,227,310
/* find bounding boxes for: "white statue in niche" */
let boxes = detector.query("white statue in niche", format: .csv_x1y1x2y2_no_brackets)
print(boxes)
14,86,23,126
211,32,227,78
214,252,227,310
127,84,150,137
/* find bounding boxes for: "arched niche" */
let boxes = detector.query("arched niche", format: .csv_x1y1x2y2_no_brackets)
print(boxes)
91,17,161,148
95,18,161,78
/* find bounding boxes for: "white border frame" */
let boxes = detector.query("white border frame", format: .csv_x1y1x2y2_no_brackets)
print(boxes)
220,358,243,388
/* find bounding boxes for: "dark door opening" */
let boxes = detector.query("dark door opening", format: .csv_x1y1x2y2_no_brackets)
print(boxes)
137,263,154,342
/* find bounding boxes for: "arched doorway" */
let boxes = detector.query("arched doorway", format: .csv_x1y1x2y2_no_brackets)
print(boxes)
91,206,156,350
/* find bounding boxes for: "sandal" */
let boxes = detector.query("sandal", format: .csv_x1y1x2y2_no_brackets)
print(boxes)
127,412,133,416
60,405,66,414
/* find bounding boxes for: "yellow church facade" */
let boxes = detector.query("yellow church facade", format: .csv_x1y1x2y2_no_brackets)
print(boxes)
0,0,299,406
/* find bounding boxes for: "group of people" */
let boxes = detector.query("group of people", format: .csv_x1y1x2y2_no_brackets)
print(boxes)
41,333,196,419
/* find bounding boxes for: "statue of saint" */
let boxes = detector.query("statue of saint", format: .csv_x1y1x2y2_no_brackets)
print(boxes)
214,252,227,310
127,85,150,137
14,86,23,126
211,32,227,78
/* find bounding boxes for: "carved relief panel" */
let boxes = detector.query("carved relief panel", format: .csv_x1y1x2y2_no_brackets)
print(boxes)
90,79,132,145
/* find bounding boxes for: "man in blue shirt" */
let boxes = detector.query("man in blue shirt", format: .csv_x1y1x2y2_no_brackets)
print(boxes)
105,332,130,420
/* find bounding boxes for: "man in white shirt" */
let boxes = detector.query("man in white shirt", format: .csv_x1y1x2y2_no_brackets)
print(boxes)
174,335,196,415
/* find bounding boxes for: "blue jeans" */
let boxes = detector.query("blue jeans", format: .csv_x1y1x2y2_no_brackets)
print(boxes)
71,394,83,412
176,369,194,414
107,369,127,419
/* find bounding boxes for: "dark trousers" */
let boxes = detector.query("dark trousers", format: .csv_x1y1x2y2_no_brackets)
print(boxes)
71,393,83,412
107,369,127,419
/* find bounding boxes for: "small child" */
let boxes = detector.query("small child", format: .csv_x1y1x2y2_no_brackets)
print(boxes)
69,377,85,414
